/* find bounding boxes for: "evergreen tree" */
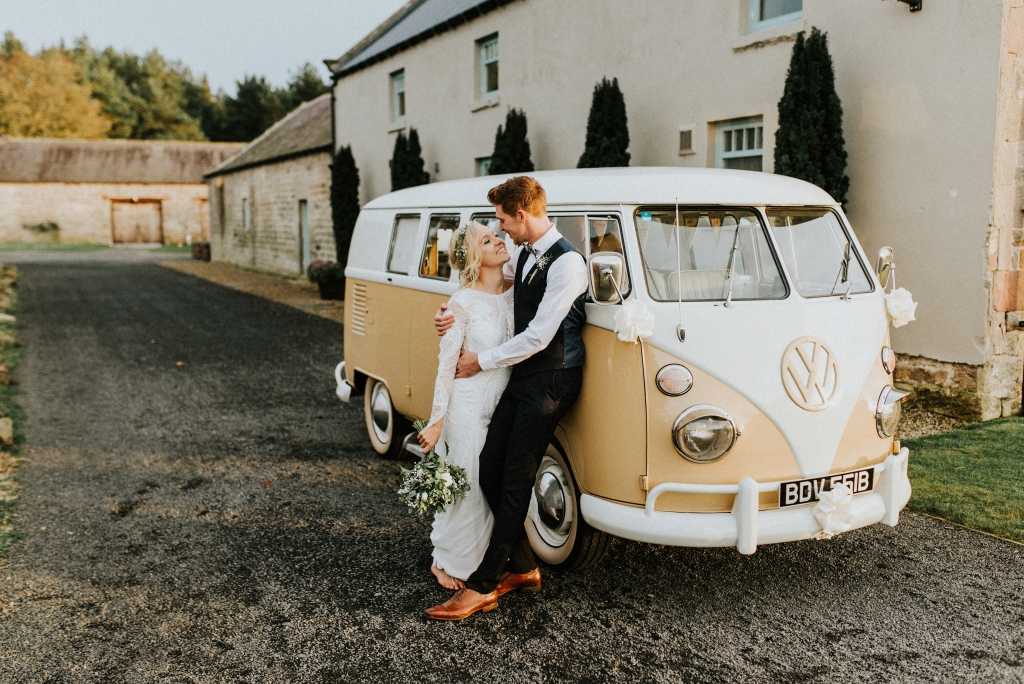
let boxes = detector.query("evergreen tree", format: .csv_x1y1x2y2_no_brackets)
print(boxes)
222,75,283,142
489,108,534,175
390,128,430,191
282,62,330,111
390,131,409,192
331,146,360,283
577,77,630,168
774,28,850,206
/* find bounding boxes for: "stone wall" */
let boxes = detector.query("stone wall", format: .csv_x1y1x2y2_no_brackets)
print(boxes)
980,0,1024,420
0,182,210,245
209,152,335,278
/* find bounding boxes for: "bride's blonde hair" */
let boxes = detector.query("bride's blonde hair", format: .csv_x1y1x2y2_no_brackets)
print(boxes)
450,222,487,286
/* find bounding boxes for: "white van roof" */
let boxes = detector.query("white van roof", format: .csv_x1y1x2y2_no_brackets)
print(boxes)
364,167,837,210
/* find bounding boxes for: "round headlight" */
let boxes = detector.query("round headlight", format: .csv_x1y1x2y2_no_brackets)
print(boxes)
876,385,909,438
672,405,737,463
656,364,693,396
881,347,896,375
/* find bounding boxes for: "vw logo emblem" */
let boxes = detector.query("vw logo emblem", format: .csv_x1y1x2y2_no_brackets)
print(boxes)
781,336,840,412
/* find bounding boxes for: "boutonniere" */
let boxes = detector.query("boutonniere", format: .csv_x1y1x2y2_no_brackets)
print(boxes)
527,254,552,283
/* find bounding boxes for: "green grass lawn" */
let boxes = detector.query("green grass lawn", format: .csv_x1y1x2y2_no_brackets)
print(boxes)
0,242,109,252
904,417,1024,544
150,244,191,253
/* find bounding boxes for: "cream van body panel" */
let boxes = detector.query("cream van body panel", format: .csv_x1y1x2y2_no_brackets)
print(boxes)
640,294,887,481
345,278,412,412
643,345,795,513
559,324,647,505
407,288,453,419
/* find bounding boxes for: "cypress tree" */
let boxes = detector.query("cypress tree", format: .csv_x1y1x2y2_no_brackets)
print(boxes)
577,77,630,168
390,128,430,191
330,145,360,281
390,131,409,192
774,28,850,206
489,108,534,175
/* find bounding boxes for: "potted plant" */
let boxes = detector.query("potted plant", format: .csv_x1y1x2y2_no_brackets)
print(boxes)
191,242,211,261
307,260,345,300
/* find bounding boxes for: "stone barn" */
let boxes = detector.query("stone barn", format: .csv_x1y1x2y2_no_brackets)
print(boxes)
0,137,243,245
205,94,335,278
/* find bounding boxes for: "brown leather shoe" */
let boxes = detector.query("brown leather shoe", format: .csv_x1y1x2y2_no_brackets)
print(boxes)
496,567,541,597
424,588,498,621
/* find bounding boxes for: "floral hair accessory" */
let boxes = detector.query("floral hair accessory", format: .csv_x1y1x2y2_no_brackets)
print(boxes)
453,225,470,266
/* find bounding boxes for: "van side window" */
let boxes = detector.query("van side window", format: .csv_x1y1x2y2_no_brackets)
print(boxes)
420,214,461,280
552,216,586,255
470,213,513,254
387,215,420,275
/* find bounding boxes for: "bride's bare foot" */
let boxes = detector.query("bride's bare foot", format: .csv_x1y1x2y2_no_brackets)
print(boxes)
431,564,465,590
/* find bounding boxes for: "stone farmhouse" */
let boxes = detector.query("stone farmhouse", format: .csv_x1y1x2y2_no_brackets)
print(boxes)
0,137,242,245
205,94,335,278
325,0,1024,421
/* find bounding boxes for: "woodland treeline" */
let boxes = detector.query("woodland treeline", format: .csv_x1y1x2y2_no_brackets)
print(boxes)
0,31,328,142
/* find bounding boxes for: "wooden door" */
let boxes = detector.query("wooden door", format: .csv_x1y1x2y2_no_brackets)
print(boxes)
112,202,163,243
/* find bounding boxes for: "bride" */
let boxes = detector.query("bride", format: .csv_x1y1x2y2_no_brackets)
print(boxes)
416,222,514,590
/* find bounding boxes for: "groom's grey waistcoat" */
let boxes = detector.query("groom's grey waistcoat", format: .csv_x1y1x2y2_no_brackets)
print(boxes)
512,238,586,380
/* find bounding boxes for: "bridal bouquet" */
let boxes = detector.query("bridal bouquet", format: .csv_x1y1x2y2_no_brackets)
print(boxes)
397,420,471,516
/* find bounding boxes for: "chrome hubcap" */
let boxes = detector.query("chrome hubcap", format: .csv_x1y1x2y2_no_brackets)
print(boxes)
531,456,573,547
370,383,392,443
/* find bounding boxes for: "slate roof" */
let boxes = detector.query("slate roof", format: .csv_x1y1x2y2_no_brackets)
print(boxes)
328,0,515,78
0,138,244,184
206,94,333,178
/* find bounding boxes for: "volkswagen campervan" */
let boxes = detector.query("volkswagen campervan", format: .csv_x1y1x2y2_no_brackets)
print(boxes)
335,168,911,570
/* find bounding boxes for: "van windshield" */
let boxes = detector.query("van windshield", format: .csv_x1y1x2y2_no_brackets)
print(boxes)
765,208,872,298
635,207,786,302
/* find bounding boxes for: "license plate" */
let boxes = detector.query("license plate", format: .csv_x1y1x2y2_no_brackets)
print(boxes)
778,468,875,508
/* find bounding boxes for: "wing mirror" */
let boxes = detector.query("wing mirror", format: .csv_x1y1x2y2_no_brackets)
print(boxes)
589,252,626,304
876,246,894,290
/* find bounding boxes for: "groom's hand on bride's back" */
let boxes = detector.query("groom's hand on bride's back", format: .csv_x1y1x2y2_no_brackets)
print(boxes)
455,351,481,378
435,303,455,336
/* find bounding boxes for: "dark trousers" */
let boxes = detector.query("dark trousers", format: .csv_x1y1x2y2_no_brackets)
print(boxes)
466,366,583,594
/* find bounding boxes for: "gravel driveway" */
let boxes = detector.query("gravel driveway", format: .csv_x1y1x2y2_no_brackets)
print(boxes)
0,250,1021,683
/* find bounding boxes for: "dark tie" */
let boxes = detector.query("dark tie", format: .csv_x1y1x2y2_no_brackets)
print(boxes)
524,243,540,259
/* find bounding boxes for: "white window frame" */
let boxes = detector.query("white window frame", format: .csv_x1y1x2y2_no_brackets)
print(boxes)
749,0,802,34
476,157,492,176
479,36,499,99
716,117,764,171
391,70,405,122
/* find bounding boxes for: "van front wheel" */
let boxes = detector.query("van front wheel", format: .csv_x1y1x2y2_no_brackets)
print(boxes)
363,379,410,459
525,444,610,571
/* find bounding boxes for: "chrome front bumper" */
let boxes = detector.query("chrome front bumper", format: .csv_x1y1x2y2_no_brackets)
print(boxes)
335,361,353,403
580,448,911,555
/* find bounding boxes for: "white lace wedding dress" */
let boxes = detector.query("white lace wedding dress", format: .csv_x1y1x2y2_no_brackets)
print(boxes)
427,285,514,580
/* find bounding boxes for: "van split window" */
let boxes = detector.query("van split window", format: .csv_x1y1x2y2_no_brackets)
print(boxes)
635,207,786,302
552,215,630,297
420,214,461,280
766,208,872,298
387,215,420,275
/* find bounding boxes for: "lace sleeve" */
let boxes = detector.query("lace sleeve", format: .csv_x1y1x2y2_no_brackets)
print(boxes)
428,297,470,426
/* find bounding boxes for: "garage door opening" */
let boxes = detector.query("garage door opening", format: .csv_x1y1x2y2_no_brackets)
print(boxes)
112,200,163,244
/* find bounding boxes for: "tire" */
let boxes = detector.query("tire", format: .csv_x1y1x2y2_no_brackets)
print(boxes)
525,442,611,571
363,379,411,459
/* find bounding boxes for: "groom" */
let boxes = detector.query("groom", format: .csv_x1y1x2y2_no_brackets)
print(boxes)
425,176,588,621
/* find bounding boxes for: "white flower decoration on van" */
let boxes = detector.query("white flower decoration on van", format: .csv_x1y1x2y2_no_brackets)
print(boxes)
884,287,917,328
613,299,655,343
812,482,855,539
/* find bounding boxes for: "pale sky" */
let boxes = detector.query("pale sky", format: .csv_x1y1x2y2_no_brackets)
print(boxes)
0,0,409,93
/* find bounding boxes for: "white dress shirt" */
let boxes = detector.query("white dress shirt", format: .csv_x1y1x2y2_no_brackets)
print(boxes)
478,225,588,371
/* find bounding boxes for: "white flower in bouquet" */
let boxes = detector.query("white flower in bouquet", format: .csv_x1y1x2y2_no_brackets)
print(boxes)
397,420,471,517
884,287,917,328
613,299,655,343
